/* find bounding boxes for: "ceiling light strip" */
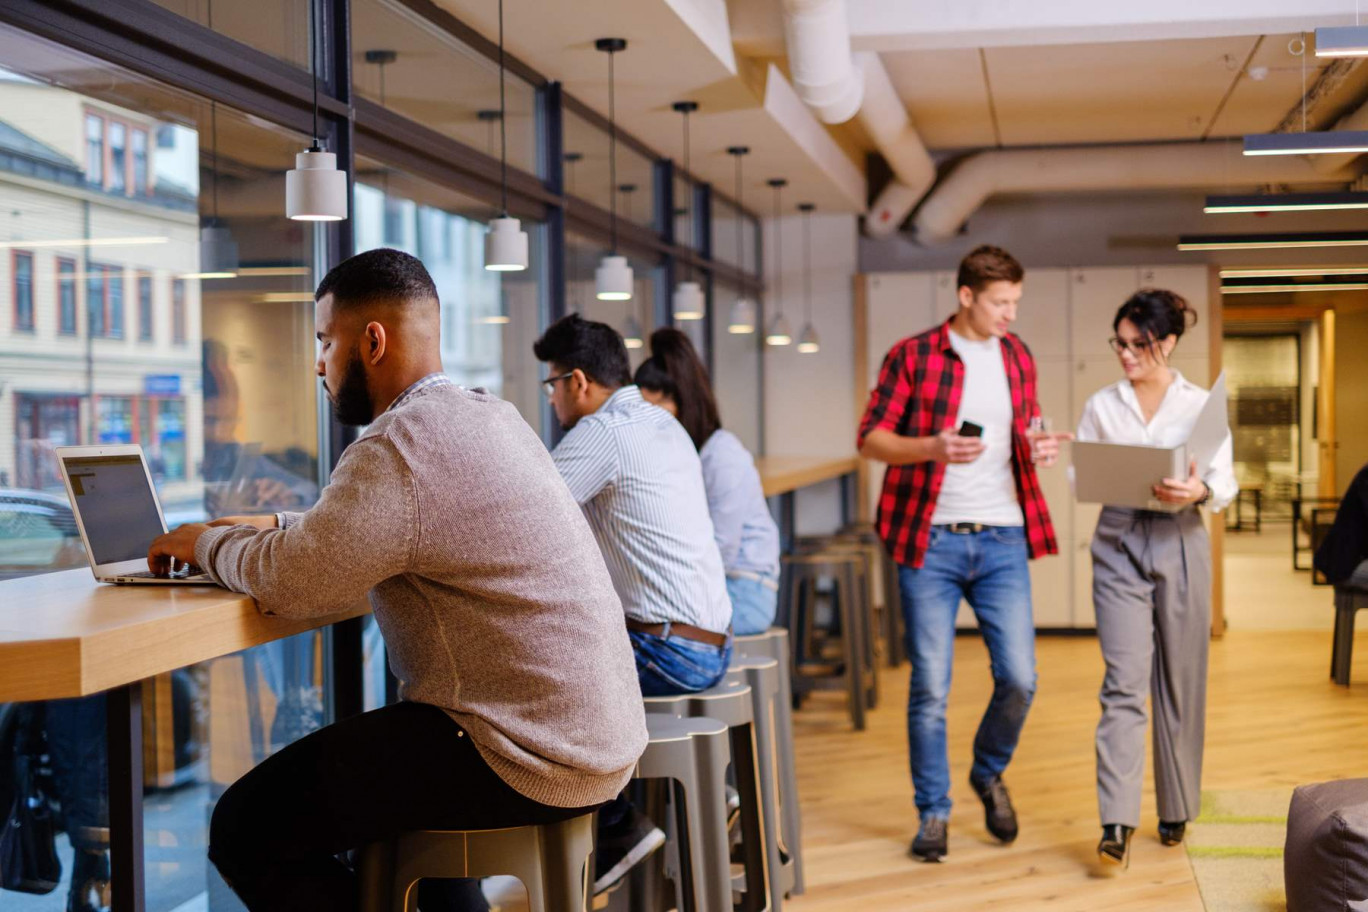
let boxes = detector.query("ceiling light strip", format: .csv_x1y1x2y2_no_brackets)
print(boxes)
1178,233,1368,251
1315,26,1368,57
1221,282,1368,294
1204,192,1368,213
1242,130,1368,156
1220,266,1368,278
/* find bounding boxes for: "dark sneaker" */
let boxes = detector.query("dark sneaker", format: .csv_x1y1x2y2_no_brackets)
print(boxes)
910,817,948,862
68,848,111,912
593,810,666,895
1158,820,1186,846
970,775,1019,844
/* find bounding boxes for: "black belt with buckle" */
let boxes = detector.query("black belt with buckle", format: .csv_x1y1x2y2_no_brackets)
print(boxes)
937,522,999,534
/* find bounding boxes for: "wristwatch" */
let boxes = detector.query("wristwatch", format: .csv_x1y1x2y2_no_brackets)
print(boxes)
1195,482,1212,507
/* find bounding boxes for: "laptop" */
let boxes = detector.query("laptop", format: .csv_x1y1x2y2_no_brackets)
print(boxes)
55,444,218,585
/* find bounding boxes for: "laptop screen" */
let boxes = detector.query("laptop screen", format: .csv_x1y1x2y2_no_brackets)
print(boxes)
63,454,166,565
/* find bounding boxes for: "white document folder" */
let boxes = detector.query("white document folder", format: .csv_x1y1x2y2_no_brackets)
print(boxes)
1072,371,1228,512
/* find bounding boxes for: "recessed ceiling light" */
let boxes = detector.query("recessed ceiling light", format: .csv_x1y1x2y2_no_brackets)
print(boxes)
1204,192,1368,213
1178,232,1368,251
1243,130,1368,156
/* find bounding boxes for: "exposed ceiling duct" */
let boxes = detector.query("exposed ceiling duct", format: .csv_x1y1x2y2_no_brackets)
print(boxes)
778,0,934,235
913,142,1361,245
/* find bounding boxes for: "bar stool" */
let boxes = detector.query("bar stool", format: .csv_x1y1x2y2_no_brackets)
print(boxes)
734,629,804,896
629,713,734,912
357,813,594,912
644,680,770,912
780,550,873,730
837,523,905,668
724,656,791,908
1332,582,1368,685
798,537,883,697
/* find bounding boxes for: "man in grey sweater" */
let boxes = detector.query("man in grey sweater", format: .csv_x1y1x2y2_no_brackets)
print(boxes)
149,249,647,912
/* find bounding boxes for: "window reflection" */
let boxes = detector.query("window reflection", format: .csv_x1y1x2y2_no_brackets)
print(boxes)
567,231,658,372
564,109,656,229
711,282,762,454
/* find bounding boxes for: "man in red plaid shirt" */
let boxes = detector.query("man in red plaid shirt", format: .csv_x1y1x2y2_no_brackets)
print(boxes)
858,245,1069,862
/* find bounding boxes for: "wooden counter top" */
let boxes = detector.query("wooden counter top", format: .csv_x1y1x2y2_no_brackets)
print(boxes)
0,569,366,702
757,456,859,498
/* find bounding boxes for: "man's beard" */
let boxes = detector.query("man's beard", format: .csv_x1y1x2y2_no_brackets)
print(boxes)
328,348,375,426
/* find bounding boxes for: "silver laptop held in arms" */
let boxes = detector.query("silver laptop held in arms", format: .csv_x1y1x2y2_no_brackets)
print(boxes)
55,444,217,585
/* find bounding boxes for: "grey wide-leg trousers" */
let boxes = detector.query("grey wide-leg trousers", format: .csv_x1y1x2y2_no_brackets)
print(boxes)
1091,506,1210,828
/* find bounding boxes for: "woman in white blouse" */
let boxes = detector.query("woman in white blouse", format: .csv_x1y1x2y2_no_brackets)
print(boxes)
636,330,781,636
1076,289,1236,869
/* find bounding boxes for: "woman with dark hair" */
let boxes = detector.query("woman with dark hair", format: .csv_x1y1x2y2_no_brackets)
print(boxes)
636,329,781,635
1076,289,1236,868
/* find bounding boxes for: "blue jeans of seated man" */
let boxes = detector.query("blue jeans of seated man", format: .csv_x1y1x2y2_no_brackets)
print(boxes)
899,526,1036,821
727,574,779,636
600,628,733,834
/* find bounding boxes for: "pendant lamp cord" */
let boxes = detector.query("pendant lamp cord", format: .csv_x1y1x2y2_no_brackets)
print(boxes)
773,182,782,318
734,153,744,273
608,48,618,254
803,207,812,323
309,0,320,149
498,0,508,217
208,0,219,220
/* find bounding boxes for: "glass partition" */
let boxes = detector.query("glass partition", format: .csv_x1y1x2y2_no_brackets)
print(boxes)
147,0,312,72
563,109,656,230
567,232,659,373
711,282,761,454
0,26,326,911
710,195,760,275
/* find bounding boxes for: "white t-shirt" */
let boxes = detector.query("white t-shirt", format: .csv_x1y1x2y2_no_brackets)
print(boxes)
931,330,1024,527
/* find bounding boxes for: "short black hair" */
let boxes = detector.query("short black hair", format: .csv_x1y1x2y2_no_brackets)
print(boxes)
314,247,438,310
532,314,631,389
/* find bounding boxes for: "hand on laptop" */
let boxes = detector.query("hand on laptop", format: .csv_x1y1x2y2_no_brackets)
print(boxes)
148,523,210,577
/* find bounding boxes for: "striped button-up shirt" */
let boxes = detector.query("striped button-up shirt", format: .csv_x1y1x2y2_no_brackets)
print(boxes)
552,385,732,632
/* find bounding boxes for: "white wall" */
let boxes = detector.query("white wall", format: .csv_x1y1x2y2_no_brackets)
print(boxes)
863,264,1214,628
763,212,859,535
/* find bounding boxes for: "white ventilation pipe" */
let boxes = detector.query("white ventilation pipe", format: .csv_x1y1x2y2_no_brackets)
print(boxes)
779,0,935,235
1313,100,1368,174
914,142,1360,245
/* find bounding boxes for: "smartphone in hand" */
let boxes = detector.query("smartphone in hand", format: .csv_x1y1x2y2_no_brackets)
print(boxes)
957,420,983,438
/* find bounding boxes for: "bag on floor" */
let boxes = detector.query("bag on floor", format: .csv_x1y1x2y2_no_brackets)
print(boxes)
0,753,62,894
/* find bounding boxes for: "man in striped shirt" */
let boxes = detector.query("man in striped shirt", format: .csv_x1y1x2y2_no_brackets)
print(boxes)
534,313,732,893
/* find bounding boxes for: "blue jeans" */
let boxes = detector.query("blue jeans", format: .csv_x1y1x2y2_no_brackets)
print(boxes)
726,574,779,636
629,628,732,697
899,526,1037,820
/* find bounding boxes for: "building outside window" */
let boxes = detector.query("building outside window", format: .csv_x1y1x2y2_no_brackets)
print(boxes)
138,272,154,340
86,262,106,336
108,265,123,337
56,257,77,334
84,111,102,185
132,126,148,195
12,250,33,331
172,276,186,344
108,120,126,193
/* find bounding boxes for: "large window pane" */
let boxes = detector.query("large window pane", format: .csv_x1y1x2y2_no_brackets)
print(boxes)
567,231,659,373
351,0,539,175
711,282,761,454
354,155,547,435
148,0,311,71
0,27,325,912
564,109,656,230
711,195,760,275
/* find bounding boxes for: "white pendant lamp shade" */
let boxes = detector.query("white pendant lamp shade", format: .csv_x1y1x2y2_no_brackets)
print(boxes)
797,322,820,353
672,280,704,320
286,150,347,221
596,254,634,301
484,216,528,271
728,296,756,334
766,312,793,346
197,222,239,278
623,313,645,349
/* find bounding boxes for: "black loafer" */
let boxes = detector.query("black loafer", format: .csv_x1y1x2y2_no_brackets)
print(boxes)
910,817,948,862
1098,824,1134,868
1158,820,1187,846
970,775,1019,844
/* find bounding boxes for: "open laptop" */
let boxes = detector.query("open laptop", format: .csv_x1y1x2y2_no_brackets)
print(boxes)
55,444,218,585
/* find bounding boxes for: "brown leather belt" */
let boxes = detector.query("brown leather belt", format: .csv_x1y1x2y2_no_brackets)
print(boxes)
626,619,730,648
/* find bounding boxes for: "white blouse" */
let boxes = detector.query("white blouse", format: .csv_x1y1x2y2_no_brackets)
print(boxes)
1075,369,1238,512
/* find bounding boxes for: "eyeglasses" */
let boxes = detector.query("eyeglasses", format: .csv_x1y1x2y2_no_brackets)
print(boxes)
541,371,575,395
1108,337,1155,355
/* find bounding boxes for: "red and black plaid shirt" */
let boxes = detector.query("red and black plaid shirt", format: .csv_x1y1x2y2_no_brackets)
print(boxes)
857,319,1057,568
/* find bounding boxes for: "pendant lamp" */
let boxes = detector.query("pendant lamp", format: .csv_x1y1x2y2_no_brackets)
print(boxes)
287,1,347,220
796,203,820,353
726,146,757,333
671,101,704,321
622,313,645,349
484,0,528,271
765,178,791,346
595,38,634,301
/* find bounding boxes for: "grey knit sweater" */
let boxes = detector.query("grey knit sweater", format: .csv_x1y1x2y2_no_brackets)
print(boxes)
194,383,648,808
